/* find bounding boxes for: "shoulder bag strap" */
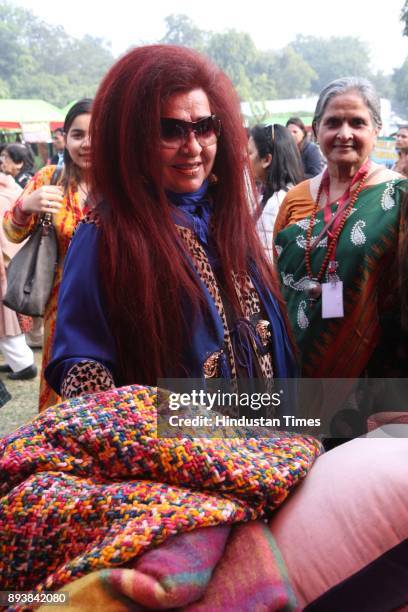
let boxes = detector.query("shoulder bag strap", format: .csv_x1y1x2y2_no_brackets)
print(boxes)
39,165,63,227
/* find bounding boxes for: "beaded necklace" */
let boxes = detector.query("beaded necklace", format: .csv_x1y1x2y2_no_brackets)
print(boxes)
304,167,369,301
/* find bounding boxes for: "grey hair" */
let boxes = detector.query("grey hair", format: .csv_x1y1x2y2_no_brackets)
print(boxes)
312,77,382,136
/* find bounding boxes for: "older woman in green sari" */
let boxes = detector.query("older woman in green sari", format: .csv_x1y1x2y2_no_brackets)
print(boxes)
274,77,407,380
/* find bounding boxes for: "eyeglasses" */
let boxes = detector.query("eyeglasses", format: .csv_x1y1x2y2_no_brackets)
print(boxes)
160,115,221,149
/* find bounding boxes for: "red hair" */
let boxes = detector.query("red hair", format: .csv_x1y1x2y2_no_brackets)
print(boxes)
91,44,287,385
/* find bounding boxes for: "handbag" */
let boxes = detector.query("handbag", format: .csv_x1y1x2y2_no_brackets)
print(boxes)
3,169,60,317
0,379,11,408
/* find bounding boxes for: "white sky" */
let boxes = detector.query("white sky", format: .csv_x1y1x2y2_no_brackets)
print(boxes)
13,0,408,74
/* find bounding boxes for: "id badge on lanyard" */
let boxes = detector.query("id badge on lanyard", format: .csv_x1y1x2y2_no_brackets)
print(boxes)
307,161,370,319
322,280,344,318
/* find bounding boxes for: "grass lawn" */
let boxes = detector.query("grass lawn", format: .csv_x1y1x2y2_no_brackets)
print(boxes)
0,349,42,438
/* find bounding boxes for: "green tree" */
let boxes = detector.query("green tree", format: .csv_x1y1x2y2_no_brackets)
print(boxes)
272,46,316,98
249,47,315,100
251,49,279,99
205,30,258,99
370,71,395,100
293,35,373,92
0,77,10,97
392,56,408,114
0,1,114,106
250,72,278,101
401,0,408,36
0,4,32,83
160,14,206,49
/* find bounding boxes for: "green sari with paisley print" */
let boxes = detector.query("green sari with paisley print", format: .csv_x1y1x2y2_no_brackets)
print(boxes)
275,178,407,378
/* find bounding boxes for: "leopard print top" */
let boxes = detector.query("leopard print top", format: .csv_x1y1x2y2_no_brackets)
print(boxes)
61,360,115,399
177,226,274,380
177,226,237,378
232,273,274,379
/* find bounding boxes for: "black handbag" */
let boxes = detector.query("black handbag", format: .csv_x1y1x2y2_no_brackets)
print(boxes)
3,169,60,316
3,213,58,316
0,379,11,408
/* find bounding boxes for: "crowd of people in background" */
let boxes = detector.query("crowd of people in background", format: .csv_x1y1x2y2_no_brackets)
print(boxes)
0,56,408,410
0,44,408,610
0,47,408,410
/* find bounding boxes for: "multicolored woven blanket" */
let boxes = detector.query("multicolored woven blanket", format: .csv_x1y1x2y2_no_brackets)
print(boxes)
0,385,321,607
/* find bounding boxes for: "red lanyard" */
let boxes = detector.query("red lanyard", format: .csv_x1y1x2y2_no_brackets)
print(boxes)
319,160,370,271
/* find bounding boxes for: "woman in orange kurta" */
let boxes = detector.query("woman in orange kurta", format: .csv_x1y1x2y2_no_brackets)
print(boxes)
3,99,93,411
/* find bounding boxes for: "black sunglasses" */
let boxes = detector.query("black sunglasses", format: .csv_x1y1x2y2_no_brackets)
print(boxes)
160,115,221,149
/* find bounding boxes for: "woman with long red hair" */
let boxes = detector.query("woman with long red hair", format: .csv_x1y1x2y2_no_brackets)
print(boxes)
45,45,296,398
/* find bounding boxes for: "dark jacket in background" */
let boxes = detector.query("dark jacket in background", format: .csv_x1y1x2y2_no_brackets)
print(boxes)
14,171,34,189
301,141,324,178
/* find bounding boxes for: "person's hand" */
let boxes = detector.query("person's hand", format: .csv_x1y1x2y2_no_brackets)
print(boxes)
21,185,64,215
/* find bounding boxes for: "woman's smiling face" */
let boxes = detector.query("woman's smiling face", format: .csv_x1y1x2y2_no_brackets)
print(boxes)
64,113,91,170
159,88,217,193
316,91,378,173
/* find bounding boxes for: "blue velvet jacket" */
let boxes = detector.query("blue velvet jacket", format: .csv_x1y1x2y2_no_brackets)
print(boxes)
46,191,297,408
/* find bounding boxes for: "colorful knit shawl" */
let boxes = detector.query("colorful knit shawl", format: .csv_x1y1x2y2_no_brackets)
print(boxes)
0,385,321,598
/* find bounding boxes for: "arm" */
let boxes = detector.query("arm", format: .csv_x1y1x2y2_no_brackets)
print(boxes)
273,191,291,238
0,175,23,260
273,180,317,240
45,221,118,398
3,166,63,243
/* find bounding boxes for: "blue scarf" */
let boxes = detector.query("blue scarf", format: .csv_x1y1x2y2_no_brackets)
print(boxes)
167,182,297,384
167,180,213,245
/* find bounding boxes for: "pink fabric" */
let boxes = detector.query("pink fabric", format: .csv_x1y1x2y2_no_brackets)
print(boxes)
185,521,298,611
367,411,408,431
109,526,230,609
269,437,408,608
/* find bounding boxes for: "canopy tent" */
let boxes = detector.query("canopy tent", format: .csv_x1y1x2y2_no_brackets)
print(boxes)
241,97,317,128
0,99,64,140
260,113,313,128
